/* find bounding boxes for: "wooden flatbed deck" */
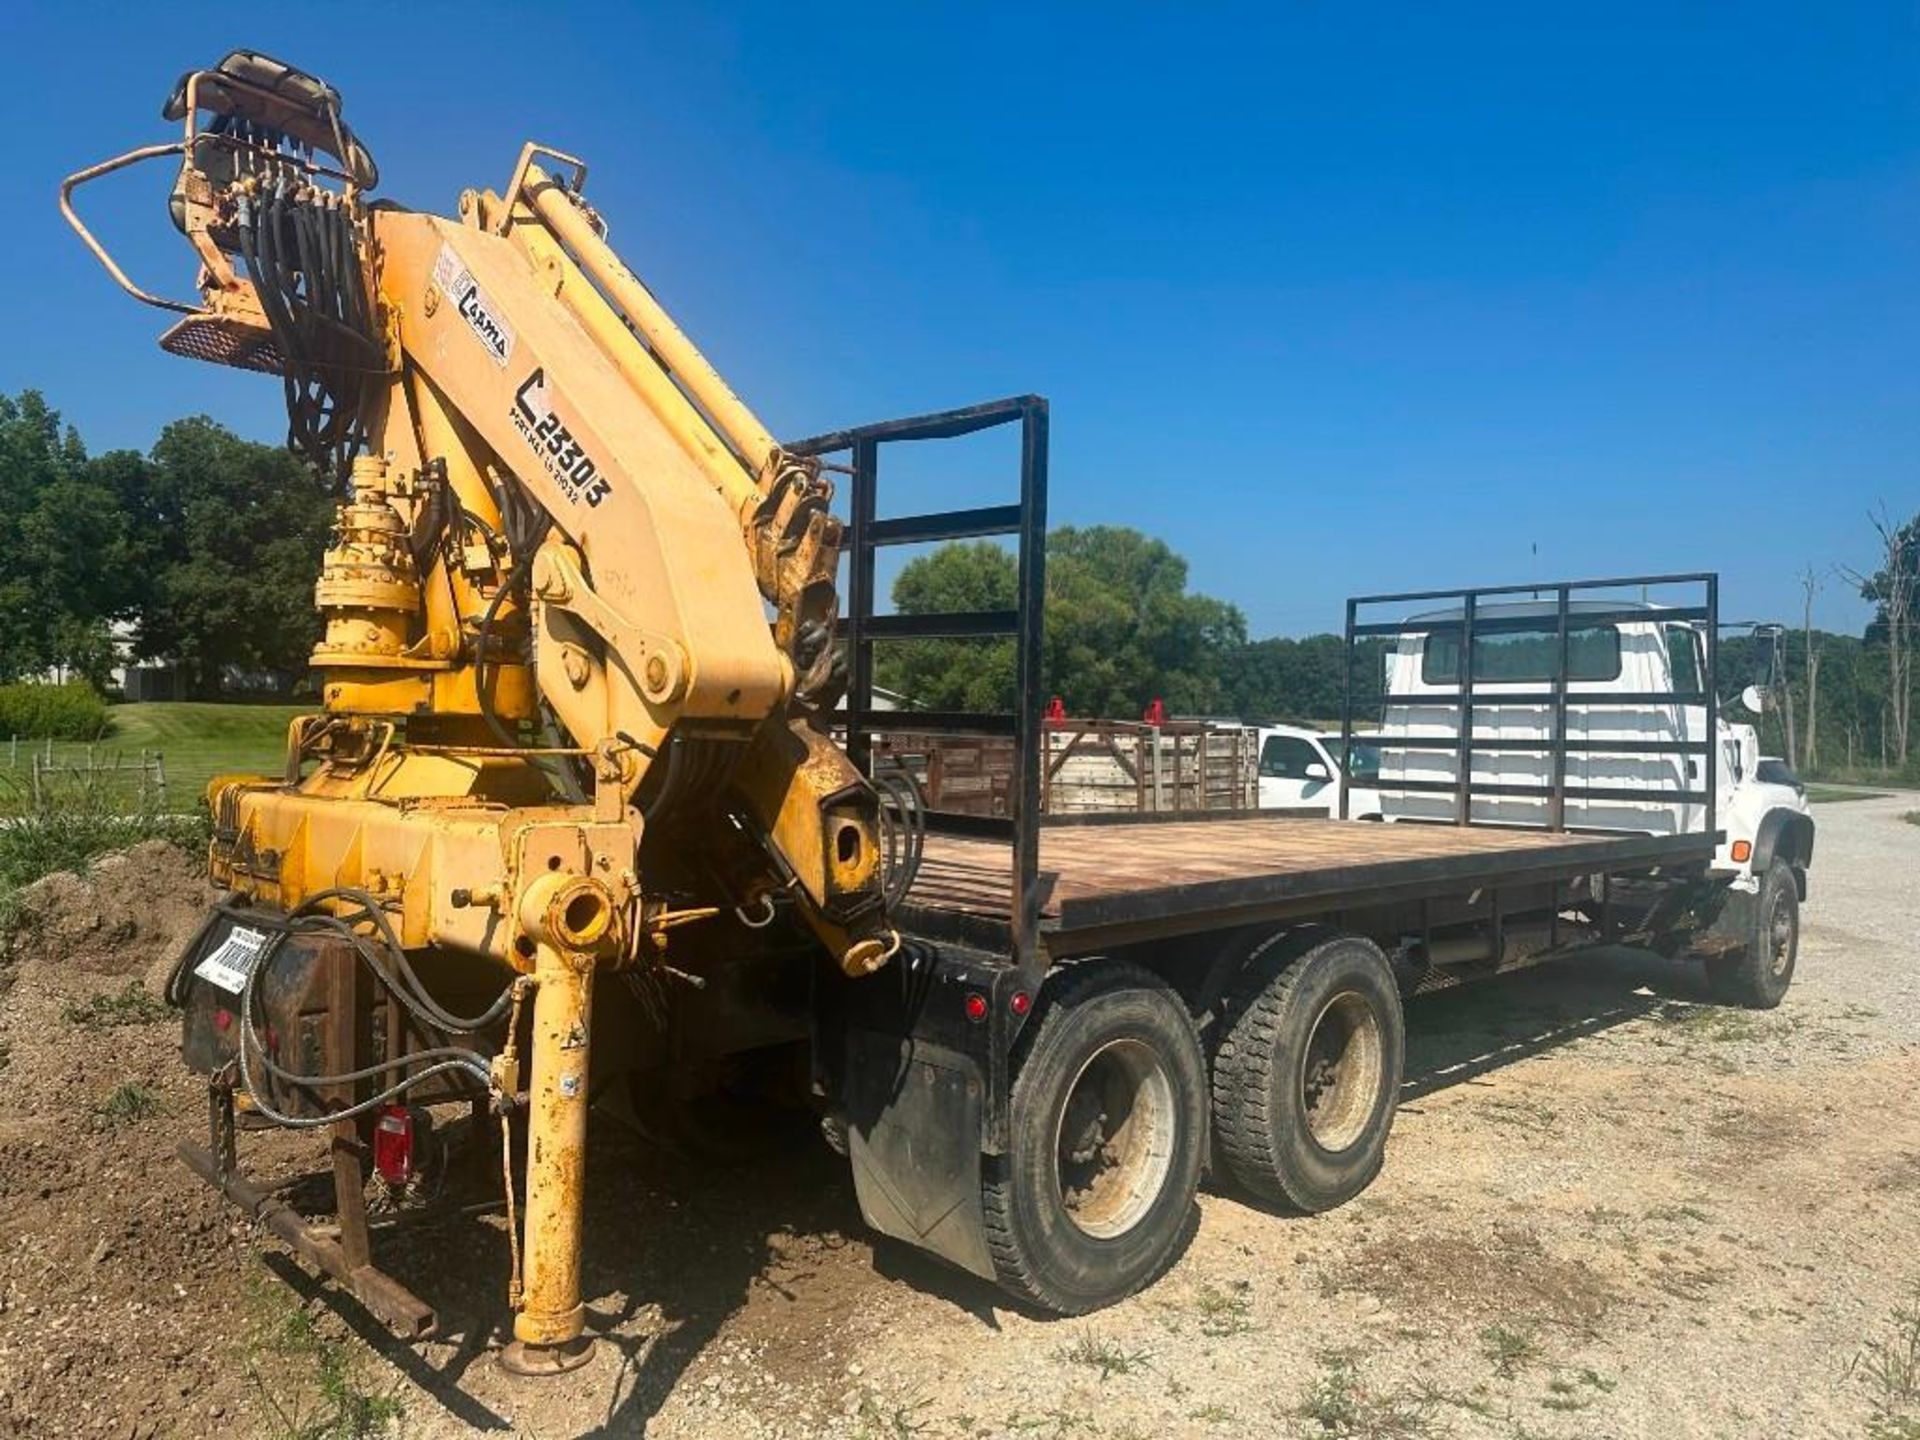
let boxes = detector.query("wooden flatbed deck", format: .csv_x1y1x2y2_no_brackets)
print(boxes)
900,814,1718,954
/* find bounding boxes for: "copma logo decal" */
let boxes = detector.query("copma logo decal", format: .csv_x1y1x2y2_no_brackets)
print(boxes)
432,244,515,367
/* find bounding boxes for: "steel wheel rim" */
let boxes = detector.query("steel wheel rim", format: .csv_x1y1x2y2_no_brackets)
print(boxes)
1767,890,1795,977
1298,991,1384,1153
1052,1038,1177,1239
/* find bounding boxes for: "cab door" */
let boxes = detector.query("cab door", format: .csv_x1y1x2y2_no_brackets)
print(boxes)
1662,623,1710,835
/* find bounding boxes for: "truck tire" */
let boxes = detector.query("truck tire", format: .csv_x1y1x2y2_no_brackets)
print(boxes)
1705,858,1798,1009
1211,929,1403,1213
980,962,1207,1315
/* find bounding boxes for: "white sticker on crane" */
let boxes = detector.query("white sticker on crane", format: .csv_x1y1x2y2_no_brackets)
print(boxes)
433,244,515,367
194,925,271,995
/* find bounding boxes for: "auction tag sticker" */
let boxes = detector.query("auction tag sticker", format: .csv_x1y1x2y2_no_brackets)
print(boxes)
194,925,270,995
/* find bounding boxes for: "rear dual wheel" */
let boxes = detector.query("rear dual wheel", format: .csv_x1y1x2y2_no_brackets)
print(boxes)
1211,929,1404,1213
976,933,1403,1315
981,963,1207,1315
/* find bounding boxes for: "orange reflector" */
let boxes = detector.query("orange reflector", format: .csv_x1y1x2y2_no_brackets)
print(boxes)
1731,840,1752,863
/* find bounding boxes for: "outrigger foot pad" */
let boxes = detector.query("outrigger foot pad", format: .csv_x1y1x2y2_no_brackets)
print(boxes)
499,1336,594,1377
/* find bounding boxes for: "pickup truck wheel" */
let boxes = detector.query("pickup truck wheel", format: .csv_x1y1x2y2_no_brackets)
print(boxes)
1705,858,1798,1009
981,962,1206,1315
1211,929,1403,1213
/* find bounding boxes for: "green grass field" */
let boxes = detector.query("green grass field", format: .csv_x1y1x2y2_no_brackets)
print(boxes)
1803,784,1893,804
0,702,304,814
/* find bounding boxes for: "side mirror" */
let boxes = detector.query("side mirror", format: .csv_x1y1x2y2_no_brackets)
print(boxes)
1304,761,1331,782
1739,684,1769,715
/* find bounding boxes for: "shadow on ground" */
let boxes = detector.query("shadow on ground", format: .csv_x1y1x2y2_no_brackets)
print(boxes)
1401,942,1713,1101
284,943,1722,1432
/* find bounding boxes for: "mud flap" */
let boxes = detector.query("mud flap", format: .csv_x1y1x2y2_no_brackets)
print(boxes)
1692,882,1756,959
843,1028,995,1280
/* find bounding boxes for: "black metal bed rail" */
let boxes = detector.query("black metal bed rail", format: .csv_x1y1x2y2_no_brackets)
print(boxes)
1338,573,1719,836
788,395,1050,970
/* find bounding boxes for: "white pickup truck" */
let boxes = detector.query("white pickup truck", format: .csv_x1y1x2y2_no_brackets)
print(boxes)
1256,724,1384,818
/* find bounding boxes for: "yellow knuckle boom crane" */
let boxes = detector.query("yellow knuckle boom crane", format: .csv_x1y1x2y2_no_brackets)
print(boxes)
68,50,1763,1372
65,50,905,1369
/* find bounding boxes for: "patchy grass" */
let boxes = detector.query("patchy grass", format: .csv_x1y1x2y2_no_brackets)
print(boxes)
1294,1352,1444,1438
1539,1370,1615,1413
1055,1331,1151,1380
1481,1095,1559,1132
244,1274,403,1440
850,1387,933,1440
1804,785,1891,804
1192,1279,1257,1337
1653,1002,1785,1043
1904,811,1920,828
89,1082,158,1130
1644,1202,1711,1224
1408,1377,1497,1418
1003,1407,1098,1436
62,981,170,1029
1479,1320,1542,1377
1853,1293,1920,1440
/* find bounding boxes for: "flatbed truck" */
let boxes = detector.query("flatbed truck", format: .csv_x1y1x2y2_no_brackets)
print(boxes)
65,57,1811,1353
802,399,1810,1314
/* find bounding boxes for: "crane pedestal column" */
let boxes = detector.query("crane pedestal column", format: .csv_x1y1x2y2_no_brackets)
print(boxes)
500,944,596,1377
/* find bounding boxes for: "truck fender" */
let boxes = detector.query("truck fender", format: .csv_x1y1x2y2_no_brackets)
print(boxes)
1181,923,1342,1026
1752,809,1815,896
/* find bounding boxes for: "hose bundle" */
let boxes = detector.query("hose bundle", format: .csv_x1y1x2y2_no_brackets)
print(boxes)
231,175,382,485
874,759,927,910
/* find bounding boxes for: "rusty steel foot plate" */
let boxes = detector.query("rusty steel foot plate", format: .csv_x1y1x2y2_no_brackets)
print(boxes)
499,1336,594,1377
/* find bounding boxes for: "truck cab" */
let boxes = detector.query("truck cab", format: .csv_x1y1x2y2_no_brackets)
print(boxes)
1374,597,1812,891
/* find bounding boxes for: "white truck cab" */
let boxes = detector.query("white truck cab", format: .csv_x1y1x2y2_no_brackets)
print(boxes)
1375,598,1813,892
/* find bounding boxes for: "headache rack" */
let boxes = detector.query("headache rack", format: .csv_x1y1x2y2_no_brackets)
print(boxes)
789,396,1050,970
1338,573,1720,837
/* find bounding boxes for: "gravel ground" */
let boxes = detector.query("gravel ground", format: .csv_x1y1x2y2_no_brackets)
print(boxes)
2,797,1915,1439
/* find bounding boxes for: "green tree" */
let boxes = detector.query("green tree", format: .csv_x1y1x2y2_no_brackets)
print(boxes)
874,527,1247,715
1849,505,1919,765
131,417,334,696
0,391,137,685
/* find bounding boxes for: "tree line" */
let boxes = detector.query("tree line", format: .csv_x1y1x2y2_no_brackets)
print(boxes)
2,387,1914,778
878,521,1920,780
0,391,330,696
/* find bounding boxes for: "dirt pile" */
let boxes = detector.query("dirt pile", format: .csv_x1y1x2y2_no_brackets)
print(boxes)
0,839,210,990
0,840,262,1440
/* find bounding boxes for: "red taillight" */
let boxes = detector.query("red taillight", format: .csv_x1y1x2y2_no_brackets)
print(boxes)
1009,990,1032,1016
373,1105,414,1185
963,993,989,1023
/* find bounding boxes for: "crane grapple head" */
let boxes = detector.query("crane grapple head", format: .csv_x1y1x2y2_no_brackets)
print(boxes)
63,50,383,481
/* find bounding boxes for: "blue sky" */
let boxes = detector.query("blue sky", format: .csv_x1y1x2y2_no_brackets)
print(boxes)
3,2,1914,636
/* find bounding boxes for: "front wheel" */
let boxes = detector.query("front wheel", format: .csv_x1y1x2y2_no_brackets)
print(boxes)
1705,858,1798,1008
980,962,1207,1315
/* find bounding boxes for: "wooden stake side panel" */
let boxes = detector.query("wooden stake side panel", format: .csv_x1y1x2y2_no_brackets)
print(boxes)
871,724,1257,819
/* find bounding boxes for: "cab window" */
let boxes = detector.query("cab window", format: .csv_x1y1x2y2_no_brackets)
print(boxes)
1665,624,1705,696
1259,735,1324,780
1422,622,1622,684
